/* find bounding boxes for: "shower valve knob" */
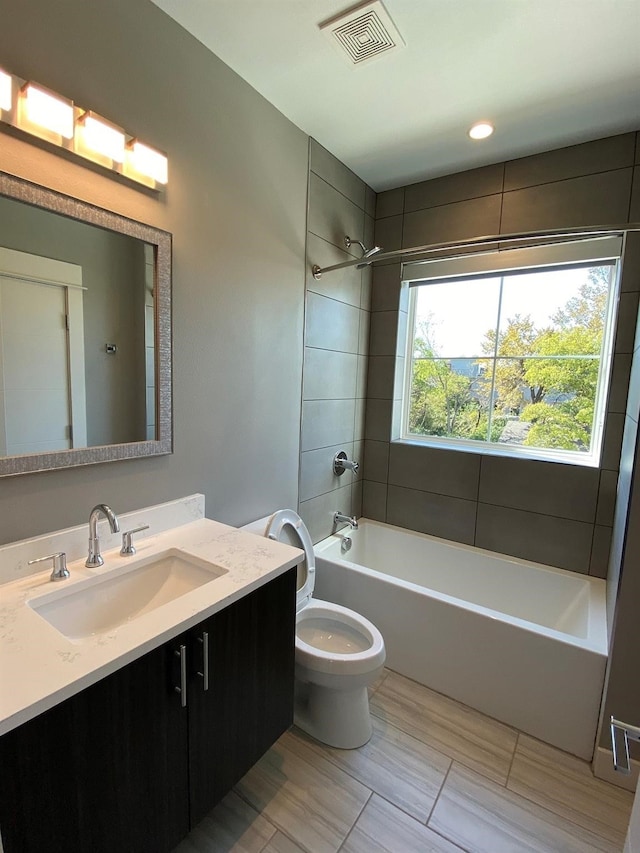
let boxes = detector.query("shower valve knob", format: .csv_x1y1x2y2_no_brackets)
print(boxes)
333,451,359,476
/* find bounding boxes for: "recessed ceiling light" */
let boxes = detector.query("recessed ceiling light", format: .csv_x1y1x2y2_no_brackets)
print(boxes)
469,122,494,140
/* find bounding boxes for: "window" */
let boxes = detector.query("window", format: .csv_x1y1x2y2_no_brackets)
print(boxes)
401,236,622,466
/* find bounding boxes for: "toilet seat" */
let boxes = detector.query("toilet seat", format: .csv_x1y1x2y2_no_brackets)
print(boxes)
265,509,316,611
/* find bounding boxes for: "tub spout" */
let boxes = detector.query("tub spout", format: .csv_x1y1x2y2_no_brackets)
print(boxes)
334,512,358,530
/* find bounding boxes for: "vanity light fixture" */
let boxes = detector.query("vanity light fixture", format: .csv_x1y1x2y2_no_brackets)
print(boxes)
468,121,494,140
0,68,168,190
19,82,74,140
0,69,11,113
125,139,168,186
76,111,126,164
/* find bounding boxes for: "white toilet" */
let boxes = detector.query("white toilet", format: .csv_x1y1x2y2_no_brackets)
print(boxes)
243,509,385,749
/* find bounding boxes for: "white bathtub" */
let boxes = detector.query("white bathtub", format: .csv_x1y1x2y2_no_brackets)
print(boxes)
314,519,608,759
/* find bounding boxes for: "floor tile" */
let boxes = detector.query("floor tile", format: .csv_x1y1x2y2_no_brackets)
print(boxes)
507,734,633,846
430,763,621,853
173,790,276,853
370,670,517,784
368,667,389,697
235,730,370,853
261,830,306,853
291,715,450,823
341,793,463,853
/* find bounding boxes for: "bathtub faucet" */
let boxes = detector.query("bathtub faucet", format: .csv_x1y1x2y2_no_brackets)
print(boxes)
334,512,358,531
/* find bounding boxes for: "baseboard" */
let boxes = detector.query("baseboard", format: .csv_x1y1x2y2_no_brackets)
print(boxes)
593,746,640,791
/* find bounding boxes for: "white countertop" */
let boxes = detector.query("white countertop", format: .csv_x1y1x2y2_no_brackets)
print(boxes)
0,517,302,736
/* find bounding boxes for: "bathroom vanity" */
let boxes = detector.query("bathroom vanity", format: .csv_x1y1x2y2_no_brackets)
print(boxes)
0,497,301,853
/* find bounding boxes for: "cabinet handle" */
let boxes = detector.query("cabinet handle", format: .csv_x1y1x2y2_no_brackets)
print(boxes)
174,645,187,707
197,632,209,692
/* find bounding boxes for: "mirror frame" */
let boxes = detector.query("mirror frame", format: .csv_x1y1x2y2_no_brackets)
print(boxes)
0,171,172,476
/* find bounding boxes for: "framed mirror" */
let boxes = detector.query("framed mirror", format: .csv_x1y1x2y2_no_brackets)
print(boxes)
0,171,172,476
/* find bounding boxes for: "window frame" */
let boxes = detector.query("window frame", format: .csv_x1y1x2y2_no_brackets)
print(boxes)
399,235,623,467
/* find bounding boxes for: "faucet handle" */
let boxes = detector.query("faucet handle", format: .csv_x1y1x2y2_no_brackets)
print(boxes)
120,525,150,555
28,552,70,582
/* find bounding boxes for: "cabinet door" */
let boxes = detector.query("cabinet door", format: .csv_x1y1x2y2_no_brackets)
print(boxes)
188,568,296,825
0,638,190,853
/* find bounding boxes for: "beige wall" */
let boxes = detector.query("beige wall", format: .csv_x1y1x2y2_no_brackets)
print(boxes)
0,0,308,543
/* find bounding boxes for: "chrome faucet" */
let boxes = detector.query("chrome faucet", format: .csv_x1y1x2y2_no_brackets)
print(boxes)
86,503,120,567
334,511,358,531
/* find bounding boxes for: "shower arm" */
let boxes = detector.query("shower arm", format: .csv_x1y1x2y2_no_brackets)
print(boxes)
311,222,640,280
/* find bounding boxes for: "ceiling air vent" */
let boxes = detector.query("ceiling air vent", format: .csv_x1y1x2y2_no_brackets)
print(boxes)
319,1,405,67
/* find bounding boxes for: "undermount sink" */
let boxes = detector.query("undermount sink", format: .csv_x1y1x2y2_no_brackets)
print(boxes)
29,548,228,640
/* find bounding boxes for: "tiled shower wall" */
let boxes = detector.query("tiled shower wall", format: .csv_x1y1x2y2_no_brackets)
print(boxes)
297,140,376,542
364,130,640,576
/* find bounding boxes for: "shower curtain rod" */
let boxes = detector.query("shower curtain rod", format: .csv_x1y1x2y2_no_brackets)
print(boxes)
311,223,640,279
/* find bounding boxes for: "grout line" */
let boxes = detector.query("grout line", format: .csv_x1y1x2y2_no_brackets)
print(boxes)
425,759,453,826
309,169,369,216
336,789,373,852
505,730,520,787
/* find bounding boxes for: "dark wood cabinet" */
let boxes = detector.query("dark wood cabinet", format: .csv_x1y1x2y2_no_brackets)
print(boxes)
0,569,295,853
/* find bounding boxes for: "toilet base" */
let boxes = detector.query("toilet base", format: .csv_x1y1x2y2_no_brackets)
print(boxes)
294,679,373,749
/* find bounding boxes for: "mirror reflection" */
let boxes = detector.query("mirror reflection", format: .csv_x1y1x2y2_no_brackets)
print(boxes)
0,172,171,476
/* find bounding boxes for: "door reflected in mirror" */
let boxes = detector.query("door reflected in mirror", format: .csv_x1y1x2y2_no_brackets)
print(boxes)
0,172,171,476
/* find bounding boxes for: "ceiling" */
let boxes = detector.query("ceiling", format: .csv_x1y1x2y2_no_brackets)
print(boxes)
150,0,640,191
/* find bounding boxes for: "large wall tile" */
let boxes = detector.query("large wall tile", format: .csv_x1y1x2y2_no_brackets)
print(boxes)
306,233,362,306
301,399,355,451
367,355,396,399
404,163,504,213
403,195,502,248
354,397,366,442
620,233,640,293
596,469,619,526
375,215,403,252
607,353,633,413
376,188,404,218
369,311,399,356
501,169,633,234
299,483,354,543
303,348,358,401
601,412,625,470
478,456,599,523
590,525,613,578
387,485,476,544
310,139,365,209
356,354,368,399
475,503,593,572
388,443,480,501
364,439,389,483
504,134,636,191
630,168,640,222
362,480,387,521
305,291,360,353
365,185,377,218
300,442,357,502
308,172,364,250
626,355,640,422
358,309,370,355
365,398,392,441
614,291,640,353
371,264,402,312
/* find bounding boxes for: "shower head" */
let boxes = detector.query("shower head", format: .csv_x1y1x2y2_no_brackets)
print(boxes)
344,236,382,260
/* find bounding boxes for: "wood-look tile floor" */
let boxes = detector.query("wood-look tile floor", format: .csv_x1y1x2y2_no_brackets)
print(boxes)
173,670,634,853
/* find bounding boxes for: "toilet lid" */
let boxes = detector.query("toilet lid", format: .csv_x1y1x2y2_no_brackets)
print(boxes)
265,509,315,610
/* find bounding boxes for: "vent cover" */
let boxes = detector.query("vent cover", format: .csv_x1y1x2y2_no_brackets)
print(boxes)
320,1,405,66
